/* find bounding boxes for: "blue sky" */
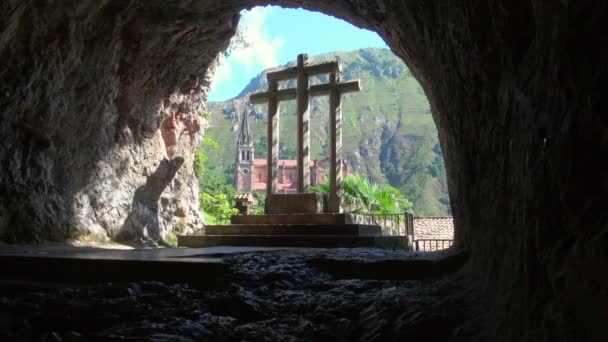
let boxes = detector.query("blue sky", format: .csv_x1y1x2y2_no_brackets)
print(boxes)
208,6,387,102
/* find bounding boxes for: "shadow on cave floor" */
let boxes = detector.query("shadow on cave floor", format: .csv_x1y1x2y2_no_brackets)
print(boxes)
0,247,484,341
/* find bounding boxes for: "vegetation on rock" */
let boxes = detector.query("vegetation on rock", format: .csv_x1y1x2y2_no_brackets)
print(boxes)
196,137,239,223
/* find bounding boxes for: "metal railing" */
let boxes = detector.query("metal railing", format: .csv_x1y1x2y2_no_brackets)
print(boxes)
354,212,415,237
414,239,453,251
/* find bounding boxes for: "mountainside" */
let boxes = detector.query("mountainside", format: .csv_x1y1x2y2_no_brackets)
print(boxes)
206,48,450,216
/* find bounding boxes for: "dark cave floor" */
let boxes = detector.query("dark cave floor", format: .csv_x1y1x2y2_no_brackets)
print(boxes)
0,248,483,341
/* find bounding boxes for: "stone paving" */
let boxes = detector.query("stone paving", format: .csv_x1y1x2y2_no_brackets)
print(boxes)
0,247,482,341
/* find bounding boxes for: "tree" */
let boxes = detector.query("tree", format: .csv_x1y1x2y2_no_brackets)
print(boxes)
279,143,297,159
254,135,267,158
313,173,413,214
199,192,239,224
196,137,238,223
250,191,266,215
195,136,218,179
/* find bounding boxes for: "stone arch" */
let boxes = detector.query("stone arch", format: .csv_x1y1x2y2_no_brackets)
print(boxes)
1,1,606,340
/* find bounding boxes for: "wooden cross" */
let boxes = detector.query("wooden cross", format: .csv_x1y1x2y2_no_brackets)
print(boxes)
266,54,339,193
310,66,362,212
250,54,361,214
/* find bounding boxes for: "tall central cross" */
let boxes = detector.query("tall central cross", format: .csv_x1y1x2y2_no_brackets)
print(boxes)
250,54,361,214
265,55,340,192
296,55,310,193
310,67,361,212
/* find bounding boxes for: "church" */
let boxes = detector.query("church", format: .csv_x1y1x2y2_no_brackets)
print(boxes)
234,112,351,193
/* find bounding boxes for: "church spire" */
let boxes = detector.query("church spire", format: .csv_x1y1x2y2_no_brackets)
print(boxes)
238,110,252,145
235,110,255,191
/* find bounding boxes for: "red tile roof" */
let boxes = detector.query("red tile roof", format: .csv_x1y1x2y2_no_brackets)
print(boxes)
254,159,315,167
413,217,454,240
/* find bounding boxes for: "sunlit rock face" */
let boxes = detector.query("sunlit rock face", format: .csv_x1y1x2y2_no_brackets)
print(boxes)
0,0,606,340
0,1,239,242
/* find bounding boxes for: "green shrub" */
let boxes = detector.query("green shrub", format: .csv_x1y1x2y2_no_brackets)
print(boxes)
200,192,239,224
250,191,266,215
174,218,187,235
314,173,414,214
165,234,178,247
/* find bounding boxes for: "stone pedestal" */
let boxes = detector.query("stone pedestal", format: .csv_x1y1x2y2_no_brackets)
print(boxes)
266,193,324,214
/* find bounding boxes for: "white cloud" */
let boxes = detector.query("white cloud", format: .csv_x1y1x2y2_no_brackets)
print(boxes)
233,7,284,70
213,54,233,84
209,6,283,100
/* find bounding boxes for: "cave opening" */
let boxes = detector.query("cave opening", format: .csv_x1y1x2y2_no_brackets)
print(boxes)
204,6,453,249
206,4,607,339
0,1,606,341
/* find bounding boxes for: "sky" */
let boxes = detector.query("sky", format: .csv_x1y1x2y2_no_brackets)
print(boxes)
208,6,388,102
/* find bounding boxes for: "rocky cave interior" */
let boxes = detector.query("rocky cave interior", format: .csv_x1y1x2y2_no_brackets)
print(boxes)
0,1,606,341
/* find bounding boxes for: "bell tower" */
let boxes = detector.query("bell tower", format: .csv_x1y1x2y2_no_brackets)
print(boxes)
235,110,254,192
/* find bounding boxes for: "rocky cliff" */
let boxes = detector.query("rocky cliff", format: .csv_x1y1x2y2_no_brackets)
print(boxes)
0,1,240,243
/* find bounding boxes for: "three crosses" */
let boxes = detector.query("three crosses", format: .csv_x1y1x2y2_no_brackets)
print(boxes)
250,54,361,213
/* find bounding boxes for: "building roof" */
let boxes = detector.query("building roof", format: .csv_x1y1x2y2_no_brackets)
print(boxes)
234,193,256,203
254,159,320,168
253,182,298,191
413,217,454,240
238,111,253,145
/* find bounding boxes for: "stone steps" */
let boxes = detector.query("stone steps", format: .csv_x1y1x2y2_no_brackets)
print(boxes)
178,235,410,249
230,213,362,225
179,213,411,250
204,224,381,236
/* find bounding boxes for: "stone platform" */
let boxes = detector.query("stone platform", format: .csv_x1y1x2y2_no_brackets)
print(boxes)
231,213,366,225
179,234,410,249
179,213,412,249
206,224,381,236
266,193,324,214
0,245,289,286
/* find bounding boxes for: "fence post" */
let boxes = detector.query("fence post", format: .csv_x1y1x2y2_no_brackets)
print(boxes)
405,212,414,238
397,214,401,235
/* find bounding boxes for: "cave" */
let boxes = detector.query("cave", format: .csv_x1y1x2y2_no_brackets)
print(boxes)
0,1,606,341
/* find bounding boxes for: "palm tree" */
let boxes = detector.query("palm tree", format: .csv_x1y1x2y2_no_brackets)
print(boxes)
313,173,413,214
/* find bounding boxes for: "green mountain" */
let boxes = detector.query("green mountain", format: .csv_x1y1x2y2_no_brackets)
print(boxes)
205,48,450,216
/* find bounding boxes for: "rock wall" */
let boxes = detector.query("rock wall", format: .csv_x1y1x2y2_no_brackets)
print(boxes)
0,1,238,242
0,0,606,340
